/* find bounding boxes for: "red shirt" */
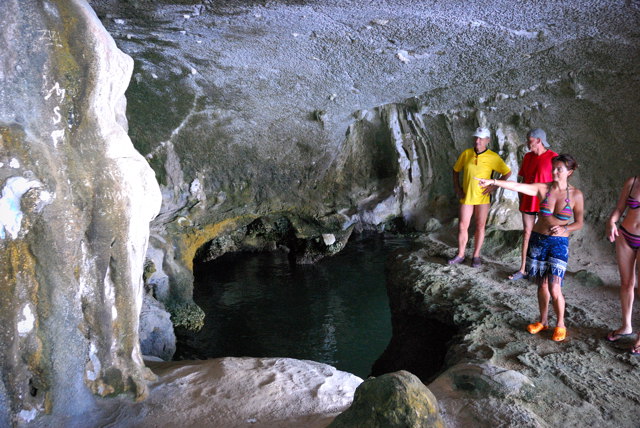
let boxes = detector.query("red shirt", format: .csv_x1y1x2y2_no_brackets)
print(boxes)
518,149,558,212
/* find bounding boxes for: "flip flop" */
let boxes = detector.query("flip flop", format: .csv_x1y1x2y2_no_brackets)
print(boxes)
448,255,465,265
509,271,527,281
606,330,635,342
471,257,482,268
552,327,567,342
527,322,548,334
630,345,640,356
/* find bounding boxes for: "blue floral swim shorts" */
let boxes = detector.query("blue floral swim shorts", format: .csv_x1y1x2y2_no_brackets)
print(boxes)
526,231,569,284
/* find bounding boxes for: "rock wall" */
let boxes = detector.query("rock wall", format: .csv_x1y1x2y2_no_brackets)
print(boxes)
0,0,160,424
86,0,640,326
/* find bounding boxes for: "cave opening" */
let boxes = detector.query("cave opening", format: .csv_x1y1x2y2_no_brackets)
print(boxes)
175,233,415,378
371,314,459,383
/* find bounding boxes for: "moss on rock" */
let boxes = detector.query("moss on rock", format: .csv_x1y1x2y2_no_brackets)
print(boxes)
329,370,444,428
166,301,205,331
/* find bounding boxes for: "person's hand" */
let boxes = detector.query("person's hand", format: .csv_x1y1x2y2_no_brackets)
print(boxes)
550,224,567,235
455,188,465,199
606,222,618,243
474,177,492,188
481,185,494,195
475,177,496,194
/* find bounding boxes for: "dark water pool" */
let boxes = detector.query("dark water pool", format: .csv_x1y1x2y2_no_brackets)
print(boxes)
176,234,414,378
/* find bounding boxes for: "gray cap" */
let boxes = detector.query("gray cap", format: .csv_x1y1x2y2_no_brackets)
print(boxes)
527,128,550,147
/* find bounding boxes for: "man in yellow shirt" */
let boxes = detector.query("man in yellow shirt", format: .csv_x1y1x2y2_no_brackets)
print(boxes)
449,127,511,267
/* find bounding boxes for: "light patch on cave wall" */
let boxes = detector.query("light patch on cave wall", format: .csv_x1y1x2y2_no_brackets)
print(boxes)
86,342,101,382
0,176,41,239
77,241,91,301
104,266,118,321
17,305,34,336
17,409,36,423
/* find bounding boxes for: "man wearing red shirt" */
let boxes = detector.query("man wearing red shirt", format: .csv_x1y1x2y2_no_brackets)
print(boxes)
509,128,558,280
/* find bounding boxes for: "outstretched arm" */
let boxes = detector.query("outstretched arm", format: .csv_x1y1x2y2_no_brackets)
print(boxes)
606,177,632,242
481,170,513,195
475,177,542,197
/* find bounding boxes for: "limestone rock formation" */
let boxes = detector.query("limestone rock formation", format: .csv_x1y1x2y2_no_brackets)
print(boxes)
329,370,444,428
92,357,363,428
139,294,176,361
87,0,640,327
0,0,160,424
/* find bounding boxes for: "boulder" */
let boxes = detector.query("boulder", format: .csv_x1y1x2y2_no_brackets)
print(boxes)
329,370,444,428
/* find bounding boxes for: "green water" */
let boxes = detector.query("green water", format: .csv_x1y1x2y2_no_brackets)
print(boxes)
177,234,413,378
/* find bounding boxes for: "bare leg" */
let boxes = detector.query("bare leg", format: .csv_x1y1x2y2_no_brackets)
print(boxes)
626,244,640,352
613,234,638,336
537,276,551,326
549,276,566,328
456,204,474,259
472,203,490,259
517,213,536,274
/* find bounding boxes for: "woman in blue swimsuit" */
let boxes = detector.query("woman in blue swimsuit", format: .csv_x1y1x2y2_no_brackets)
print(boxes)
605,175,640,354
476,154,584,342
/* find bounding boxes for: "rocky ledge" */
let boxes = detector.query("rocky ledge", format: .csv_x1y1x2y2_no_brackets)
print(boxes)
33,357,362,428
376,232,640,427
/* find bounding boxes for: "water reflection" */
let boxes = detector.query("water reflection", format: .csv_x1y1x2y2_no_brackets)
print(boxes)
178,234,413,378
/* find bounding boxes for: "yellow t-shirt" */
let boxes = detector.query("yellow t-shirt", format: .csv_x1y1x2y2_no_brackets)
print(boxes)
453,148,510,205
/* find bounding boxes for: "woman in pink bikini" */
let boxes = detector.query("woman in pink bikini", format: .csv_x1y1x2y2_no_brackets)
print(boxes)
605,175,640,354
476,154,584,342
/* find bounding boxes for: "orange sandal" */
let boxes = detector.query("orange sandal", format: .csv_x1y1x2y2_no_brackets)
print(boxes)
527,322,548,334
552,327,567,342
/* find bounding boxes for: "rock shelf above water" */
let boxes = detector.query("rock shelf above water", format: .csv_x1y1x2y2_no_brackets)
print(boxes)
382,233,640,427
86,357,361,428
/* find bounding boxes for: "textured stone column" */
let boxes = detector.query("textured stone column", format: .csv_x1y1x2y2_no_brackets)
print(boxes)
0,0,161,424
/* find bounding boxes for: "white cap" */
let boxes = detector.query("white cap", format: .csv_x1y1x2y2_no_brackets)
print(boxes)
473,127,491,139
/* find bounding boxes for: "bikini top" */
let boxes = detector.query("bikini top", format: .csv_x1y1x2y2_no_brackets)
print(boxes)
627,176,640,209
539,184,573,221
